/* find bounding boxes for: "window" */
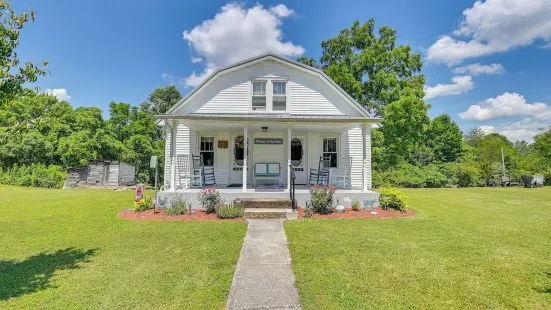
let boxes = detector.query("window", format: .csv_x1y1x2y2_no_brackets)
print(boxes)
272,81,287,111
200,137,214,166
252,81,266,111
323,138,338,168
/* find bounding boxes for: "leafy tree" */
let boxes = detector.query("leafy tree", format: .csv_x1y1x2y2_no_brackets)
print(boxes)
295,56,319,68
426,114,463,163
143,85,182,115
534,127,551,160
298,19,429,164
0,1,47,103
464,127,485,147
298,18,424,117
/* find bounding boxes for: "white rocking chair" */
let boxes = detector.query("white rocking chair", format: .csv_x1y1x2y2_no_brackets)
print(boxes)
176,154,202,188
333,157,352,188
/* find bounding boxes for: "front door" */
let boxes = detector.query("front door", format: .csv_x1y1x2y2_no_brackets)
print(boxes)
291,136,306,184
230,135,247,184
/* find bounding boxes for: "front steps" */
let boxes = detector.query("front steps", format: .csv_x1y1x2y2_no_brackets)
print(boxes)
236,198,297,220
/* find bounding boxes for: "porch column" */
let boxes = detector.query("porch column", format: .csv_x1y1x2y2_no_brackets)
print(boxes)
286,123,292,192
170,120,177,191
242,123,248,192
362,123,368,192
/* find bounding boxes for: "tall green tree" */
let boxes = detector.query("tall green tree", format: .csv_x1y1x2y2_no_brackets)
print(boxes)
534,127,551,160
299,18,425,117
426,114,463,163
143,85,182,115
298,18,430,164
0,1,47,104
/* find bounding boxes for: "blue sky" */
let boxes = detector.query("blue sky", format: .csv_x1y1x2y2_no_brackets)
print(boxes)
13,0,551,141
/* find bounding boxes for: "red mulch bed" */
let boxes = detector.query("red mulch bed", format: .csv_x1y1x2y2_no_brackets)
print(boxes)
296,207,416,219
118,209,244,222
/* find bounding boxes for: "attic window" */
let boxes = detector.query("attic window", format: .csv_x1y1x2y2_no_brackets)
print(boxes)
272,81,287,111
252,82,266,111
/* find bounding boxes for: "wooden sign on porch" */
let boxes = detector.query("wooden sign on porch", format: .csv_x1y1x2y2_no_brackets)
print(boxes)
218,140,228,149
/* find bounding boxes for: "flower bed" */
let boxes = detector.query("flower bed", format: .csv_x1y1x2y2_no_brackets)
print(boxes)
297,207,415,219
119,209,244,222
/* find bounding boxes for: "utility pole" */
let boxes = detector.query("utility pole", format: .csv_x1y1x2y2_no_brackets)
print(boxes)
501,147,506,177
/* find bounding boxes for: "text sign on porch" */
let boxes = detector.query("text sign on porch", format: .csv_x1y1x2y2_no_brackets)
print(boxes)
254,138,283,145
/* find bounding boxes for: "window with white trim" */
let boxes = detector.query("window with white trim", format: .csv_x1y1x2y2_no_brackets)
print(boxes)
252,81,267,111
200,137,214,167
323,138,338,168
272,81,287,111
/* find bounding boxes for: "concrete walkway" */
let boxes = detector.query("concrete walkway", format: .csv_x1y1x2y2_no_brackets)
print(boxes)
226,219,302,310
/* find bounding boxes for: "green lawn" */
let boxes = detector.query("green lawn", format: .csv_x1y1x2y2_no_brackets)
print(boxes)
0,186,247,309
285,187,551,309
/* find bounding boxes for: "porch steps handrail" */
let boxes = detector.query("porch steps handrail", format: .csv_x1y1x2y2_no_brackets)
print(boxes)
289,164,296,212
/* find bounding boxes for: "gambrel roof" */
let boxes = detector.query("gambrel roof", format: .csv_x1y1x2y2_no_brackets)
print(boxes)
165,53,373,118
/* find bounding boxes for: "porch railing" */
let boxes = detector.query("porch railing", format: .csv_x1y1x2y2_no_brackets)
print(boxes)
289,164,296,212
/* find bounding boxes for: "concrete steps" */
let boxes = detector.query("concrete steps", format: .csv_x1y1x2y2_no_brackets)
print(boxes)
244,208,289,219
236,198,297,220
235,198,291,209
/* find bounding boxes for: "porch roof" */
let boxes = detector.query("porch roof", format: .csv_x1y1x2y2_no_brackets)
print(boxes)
155,113,382,125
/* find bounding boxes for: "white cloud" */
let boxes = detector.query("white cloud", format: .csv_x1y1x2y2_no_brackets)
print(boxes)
452,63,505,76
458,92,548,121
269,4,295,17
427,0,551,64
499,118,550,141
424,76,474,99
44,88,71,101
479,125,495,134
191,57,203,63
182,3,304,87
539,42,551,49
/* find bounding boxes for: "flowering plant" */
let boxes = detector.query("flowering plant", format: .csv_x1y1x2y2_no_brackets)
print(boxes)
309,184,335,214
198,188,221,213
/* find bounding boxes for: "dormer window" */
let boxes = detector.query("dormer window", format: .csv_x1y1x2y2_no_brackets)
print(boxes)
272,81,287,111
252,81,267,111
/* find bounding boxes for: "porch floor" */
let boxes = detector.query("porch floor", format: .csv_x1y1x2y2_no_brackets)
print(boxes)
180,183,371,194
157,184,379,210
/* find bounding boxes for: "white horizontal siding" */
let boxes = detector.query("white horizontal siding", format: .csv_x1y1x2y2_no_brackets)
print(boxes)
195,81,249,114
164,130,171,188
174,59,363,117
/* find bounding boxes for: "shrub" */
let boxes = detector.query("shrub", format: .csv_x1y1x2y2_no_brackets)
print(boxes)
309,185,335,214
165,194,188,215
304,207,313,218
216,202,244,219
0,164,65,188
134,196,154,212
378,188,409,212
352,201,361,211
198,188,221,213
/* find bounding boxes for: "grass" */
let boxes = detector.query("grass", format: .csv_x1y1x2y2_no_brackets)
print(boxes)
285,187,551,309
0,185,247,309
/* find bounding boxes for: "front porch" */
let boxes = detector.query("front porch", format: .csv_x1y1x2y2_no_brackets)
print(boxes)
156,114,380,209
156,183,379,210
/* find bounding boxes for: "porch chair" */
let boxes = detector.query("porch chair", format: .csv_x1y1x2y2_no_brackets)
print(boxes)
177,154,198,188
192,154,216,186
333,156,353,188
309,156,331,186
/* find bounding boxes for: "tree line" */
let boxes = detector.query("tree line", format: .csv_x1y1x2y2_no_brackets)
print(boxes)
1,3,550,188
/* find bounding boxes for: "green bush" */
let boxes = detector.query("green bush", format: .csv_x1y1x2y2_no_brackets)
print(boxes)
303,207,313,218
134,196,154,212
378,188,409,212
0,164,65,188
216,202,244,219
309,185,335,214
165,194,188,215
198,188,222,213
352,201,361,211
